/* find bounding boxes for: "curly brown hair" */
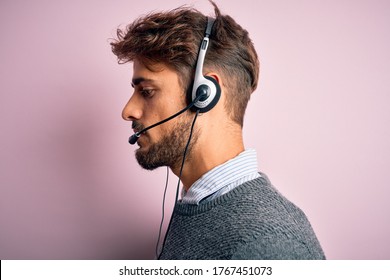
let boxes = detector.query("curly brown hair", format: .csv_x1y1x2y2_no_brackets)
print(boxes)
111,1,259,127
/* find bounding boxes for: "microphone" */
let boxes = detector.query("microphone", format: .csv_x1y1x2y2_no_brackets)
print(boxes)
128,93,205,145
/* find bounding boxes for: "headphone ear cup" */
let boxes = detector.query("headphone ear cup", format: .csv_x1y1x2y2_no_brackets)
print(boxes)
188,76,221,113
201,76,221,112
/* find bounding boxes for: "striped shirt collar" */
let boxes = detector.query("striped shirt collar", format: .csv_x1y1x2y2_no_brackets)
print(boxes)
181,149,260,205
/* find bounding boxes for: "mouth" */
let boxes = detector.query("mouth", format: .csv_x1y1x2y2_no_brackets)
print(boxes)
131,122,148,146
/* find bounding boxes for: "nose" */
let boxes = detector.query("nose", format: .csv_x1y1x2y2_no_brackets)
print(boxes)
122,94,142,121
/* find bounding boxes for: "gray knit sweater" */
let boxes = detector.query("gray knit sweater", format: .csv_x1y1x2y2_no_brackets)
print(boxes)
159,175,325,259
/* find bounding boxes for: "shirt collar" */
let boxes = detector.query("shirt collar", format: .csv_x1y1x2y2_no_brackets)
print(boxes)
181,149,259,204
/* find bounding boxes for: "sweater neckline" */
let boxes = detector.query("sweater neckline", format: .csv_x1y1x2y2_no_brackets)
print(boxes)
174,176,268,216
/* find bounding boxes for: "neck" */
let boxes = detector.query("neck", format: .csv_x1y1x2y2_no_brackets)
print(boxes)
171,123,245,191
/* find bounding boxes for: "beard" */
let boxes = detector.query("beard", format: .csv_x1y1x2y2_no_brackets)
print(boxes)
134,114,198,170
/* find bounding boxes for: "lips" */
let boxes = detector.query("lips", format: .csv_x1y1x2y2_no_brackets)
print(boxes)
131,122,147,146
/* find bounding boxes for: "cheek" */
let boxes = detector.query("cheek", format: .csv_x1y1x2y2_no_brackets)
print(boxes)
144,91,187,136
159,96,185,119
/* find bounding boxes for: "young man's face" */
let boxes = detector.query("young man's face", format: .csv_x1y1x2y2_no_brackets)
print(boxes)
122,59,197,170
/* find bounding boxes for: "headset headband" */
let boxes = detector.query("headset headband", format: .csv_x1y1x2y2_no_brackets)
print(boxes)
189,17,221,113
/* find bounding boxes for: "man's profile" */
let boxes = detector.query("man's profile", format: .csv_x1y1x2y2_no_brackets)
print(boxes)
111,1,325,260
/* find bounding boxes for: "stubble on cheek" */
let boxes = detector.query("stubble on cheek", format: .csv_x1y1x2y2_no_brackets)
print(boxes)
134,115,198,170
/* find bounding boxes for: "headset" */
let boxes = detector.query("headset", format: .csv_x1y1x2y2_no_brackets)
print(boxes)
187,17,221,113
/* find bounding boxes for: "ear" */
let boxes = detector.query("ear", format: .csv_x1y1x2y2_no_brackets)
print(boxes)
205,72,221,86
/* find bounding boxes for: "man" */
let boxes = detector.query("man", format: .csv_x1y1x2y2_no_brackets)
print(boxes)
111,1,325,260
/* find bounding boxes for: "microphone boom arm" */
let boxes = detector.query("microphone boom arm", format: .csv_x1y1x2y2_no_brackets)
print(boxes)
129,93,204,145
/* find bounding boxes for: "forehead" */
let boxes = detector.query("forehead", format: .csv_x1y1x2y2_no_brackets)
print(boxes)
132,59,179,85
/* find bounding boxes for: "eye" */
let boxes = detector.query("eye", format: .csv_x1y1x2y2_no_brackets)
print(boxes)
140,88,155,98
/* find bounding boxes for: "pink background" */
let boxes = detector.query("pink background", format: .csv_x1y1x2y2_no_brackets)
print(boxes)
1,0,389,259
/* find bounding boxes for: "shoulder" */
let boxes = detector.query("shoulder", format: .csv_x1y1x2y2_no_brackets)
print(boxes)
227,174,326,260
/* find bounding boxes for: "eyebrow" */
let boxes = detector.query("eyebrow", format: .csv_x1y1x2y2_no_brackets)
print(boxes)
131,77,155,87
